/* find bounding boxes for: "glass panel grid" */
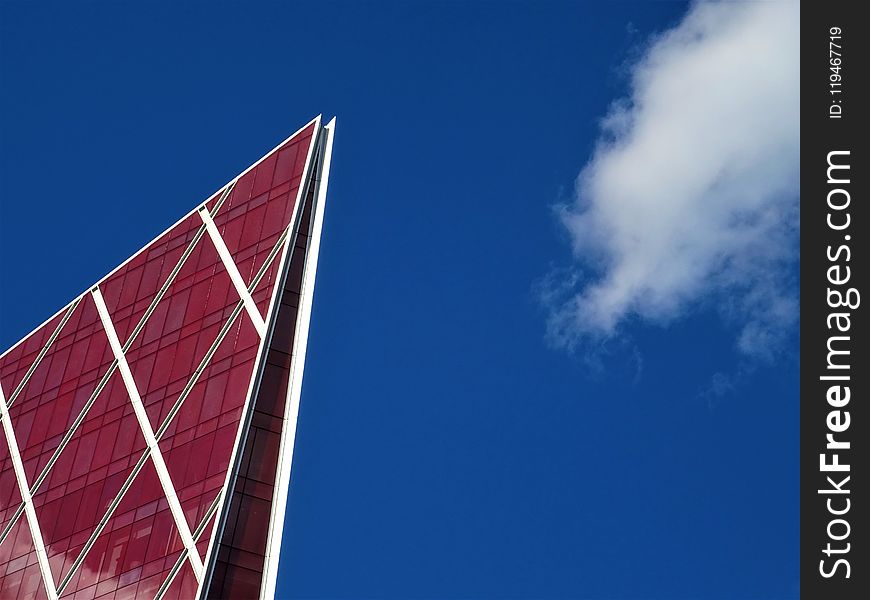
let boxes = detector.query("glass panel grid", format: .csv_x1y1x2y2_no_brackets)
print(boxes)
1,121,320,600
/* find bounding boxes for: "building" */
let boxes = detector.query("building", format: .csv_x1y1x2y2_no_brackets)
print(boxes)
0,116,335,599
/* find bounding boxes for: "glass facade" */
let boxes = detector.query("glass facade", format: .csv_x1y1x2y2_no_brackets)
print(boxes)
0,116,334,600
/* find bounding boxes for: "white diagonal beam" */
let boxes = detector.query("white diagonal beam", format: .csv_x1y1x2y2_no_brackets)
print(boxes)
0,386,59,600
198,208,267,338
91,287,205,582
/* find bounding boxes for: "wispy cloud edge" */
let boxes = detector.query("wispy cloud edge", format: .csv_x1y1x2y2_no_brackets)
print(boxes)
545,0,800,361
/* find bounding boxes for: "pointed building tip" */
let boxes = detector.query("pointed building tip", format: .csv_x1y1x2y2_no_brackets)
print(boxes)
300,114,322,134
325,116,337,129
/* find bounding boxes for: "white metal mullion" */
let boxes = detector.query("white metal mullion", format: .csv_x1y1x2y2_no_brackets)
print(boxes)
6,297,82,409
0,386,59,600
260,118,336,600
195,116,323,600
153,490,223,600
198,208,267,338
90,288,205,582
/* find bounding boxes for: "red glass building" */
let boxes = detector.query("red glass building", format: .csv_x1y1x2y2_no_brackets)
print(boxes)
0,116,335,600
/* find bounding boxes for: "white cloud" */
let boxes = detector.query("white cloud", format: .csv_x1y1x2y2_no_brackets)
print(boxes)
547,0,799,359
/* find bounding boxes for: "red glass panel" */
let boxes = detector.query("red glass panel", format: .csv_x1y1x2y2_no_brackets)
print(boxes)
212,125,315,287
56,460,184,599
0,426,22,539
195,513,217,564
0,307,70,402
160,562,198,600
203,187,227,214
5,297,115,486
159,315,260,533
101,213,203,347
250,255,282,320
124,235,239,433
31,368,147,588
0,506,47,599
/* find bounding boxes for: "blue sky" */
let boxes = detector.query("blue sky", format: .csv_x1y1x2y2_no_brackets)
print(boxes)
0,1,798,599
